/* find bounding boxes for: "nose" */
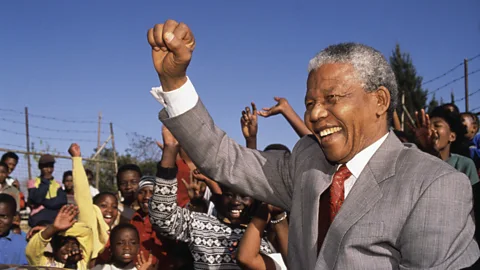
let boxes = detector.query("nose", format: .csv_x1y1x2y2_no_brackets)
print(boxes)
231,195,242,205
308,103,328,123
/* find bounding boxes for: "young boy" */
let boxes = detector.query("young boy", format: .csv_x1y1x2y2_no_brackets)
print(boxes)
117,164,142,223
130,176,176,267
149,127,274,269
27,154,67,227
0,162,20,212
0,193,28,265
1,152,19,186
26,204,93,269
63,170,75,205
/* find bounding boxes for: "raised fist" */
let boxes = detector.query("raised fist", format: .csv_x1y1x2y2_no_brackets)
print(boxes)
147,20,195,92
68,143,81,157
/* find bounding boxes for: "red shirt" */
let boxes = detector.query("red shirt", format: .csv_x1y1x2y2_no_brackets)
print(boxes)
176,159,192,208
130,211,175,267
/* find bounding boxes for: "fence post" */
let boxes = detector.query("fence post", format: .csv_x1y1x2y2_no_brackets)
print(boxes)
110,122,118,187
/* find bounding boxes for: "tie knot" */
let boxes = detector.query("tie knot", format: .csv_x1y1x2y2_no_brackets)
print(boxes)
334,164,352,183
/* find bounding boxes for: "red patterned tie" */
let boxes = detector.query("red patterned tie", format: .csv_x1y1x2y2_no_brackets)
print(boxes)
329,164,352,221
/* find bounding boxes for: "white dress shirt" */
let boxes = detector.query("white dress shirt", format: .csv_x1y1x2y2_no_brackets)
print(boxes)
151,79,389,199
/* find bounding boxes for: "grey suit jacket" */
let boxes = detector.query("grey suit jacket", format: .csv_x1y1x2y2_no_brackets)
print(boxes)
160,100,480,270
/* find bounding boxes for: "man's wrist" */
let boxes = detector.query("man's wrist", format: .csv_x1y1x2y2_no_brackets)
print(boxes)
160,76,188,92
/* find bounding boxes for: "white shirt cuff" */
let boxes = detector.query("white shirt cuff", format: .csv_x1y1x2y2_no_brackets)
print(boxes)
150,76,199,117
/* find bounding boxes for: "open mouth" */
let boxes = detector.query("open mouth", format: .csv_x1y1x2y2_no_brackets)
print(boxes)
103,214,113,224
229,209,243,218
122,253,132,259
320,127,342,138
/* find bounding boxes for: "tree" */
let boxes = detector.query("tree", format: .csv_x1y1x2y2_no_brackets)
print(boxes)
450,90,455,104
427,94,440,114
390,44,428,128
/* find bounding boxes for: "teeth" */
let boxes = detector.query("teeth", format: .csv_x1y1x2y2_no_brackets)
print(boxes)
105,215,112,218
320,127,342,137
231,210,242,214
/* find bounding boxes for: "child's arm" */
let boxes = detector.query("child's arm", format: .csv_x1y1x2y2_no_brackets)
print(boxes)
258,97,311,138
68,143,109,258
149,126,196,243
241,102,258,149
236,203,277,270
26,205,80,266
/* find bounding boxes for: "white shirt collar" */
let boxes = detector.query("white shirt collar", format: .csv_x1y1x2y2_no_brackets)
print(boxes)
344,133,389,178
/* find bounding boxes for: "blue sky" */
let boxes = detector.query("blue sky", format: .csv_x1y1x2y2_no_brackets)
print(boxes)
1,0,479,181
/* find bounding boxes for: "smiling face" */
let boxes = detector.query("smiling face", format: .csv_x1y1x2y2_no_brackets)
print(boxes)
111,227,139,267
53,237,80,264
3,158,17,175
217,186,254,225
95,194,119,227
430,116,456,156
304,63,389,164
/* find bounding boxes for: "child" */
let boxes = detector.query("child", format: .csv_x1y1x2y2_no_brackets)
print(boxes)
27,154,67,227
0,193,28,265
1,151,19,186
68,143,117,260
149,126,274,269
63,170,75,205
92,223,150,270
117,164,142,223
26,204,93,269
0,161,20,212
130,176,176,267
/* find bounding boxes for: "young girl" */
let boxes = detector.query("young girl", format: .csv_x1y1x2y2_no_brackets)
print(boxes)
69,143,119,260
93,223,153,270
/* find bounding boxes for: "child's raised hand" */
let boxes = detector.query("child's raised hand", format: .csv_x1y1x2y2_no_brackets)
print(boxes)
53,205,79,232
64,247,84,266
136,251,155,270
182,171,206,202
240,102,258,140
68,143,81,157
257,97,289,118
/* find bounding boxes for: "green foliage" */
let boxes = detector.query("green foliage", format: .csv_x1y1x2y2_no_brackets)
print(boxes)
86,133,161,192
390,43,429,131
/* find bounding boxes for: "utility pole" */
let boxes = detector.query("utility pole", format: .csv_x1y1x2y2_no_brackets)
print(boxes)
110,123,118,187
25,107,32,179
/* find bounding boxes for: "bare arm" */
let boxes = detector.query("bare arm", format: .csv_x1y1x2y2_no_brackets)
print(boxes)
258,97,311,138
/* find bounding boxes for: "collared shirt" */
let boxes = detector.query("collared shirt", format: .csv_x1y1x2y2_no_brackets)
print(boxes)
343,133,389,198
151,78,389,199
0,230,28,265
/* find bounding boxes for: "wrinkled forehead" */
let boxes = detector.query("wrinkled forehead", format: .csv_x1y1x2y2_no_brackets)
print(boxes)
306,63,360,92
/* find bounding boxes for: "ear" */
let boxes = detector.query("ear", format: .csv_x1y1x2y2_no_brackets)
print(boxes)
373,86,390,117
449,131,457,143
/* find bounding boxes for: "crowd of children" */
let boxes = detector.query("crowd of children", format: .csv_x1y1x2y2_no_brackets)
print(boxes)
0,97,479,269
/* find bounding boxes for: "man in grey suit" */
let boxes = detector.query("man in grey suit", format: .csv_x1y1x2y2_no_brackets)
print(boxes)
146,20,480,269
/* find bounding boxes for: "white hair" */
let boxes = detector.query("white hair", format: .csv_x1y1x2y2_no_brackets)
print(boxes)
308,43,398,121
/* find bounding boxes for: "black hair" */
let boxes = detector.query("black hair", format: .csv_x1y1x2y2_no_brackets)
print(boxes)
441,103,460,114
116,164,142,186
51,235,78,253
1,152,19,163
430,106,470,158
0,193,17,216
85,168,93,176
461,112,480,130
263,144,291,154
0,162,8,171
93,191,118,205
62,170,72,182
109,223,139,244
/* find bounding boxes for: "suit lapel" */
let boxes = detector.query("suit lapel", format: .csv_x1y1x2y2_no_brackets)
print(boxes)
318,131,403,268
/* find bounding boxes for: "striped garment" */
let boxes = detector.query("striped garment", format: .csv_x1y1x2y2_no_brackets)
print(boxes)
150,175,274,270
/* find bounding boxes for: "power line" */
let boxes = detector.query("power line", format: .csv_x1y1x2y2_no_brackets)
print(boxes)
455,88,480,102
0,108,110,125
422,53,480,86
0,117,109,134
471,105,480,112
0,143,26,150
0,128,97,143
428,67,480,95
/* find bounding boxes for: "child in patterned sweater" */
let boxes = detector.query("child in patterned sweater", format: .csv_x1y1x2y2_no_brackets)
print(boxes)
149,126,274,269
